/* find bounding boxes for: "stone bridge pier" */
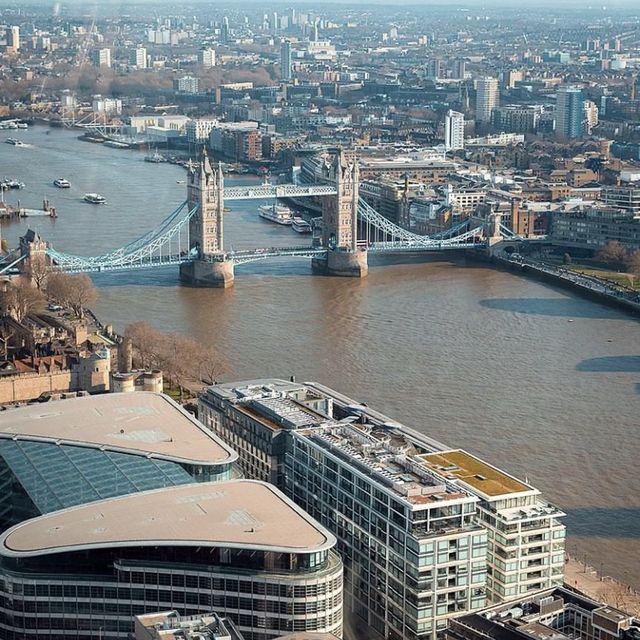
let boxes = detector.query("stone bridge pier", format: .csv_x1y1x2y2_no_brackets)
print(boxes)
179,150,234,288
312,150,368,278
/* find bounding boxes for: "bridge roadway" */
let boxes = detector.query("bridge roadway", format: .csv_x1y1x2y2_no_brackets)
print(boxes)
223,184,337,200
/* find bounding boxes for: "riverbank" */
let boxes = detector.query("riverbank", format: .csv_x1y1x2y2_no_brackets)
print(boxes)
565,556,640,616
487,254,640,317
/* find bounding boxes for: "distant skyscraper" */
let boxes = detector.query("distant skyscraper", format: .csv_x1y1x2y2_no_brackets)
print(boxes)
7,26,19,53
198,47,216,68
280,40,292,81
445,110,465,151
131,47,147,69
221,16,229,43
555,86,584,139
453,58,466,80
92,48,111,68
583,100,599,135
427,58,442,80
475,76,499,125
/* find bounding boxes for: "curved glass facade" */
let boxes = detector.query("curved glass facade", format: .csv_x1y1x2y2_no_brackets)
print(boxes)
0,439,233,529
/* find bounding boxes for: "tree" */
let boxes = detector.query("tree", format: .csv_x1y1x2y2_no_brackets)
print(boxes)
596,241,628,265
625,250,640,278
125,321,164,370
195,344,229,386
1,277,45,322
563,253,572,265
0,323,15,360
25,254,51,290
46,273,97,318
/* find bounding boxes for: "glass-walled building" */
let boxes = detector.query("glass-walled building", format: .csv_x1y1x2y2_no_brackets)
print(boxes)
0,481,343,640
0,392,238,530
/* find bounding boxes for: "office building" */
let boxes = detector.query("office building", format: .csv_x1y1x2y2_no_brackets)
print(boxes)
444,110,465,151
446,586,639,640
0,393,344,640
92,47,112,68
475,77,499,126
131,47,148,69
199,380,566,640
198,47,216,68
281,40,293,81
186,118,219,143
555,86,584,139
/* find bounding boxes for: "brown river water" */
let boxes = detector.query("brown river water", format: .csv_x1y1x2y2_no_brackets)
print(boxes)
1,126,639,586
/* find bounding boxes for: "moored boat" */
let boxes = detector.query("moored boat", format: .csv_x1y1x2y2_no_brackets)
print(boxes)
53,178,71,188
292,216,312,234
258,203,293,225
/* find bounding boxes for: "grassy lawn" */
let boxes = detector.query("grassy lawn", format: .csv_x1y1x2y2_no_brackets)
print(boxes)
542,257,639,291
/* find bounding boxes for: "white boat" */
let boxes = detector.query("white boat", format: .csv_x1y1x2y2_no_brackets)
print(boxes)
144,150,166,163
53,178,71,188
83,193,106,204
5,138,27,146
1,178,25,189
16,122,28,129
258,204,293,225
292,216,312,233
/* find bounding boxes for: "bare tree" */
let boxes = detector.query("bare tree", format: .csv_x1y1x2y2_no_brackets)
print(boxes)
0,323,15,360
596,241,628,265
1,277,46,322
195,344,229,385
625,250,640,278
26,254,51,291
125,321,164,370
46,273,97,318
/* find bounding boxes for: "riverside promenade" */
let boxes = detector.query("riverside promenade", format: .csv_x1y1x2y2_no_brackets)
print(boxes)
565,557,640,616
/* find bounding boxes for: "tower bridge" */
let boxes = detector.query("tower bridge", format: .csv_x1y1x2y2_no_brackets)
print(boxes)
9,150,515,288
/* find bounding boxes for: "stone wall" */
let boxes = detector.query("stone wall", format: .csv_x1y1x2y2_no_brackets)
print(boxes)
0,371,75,404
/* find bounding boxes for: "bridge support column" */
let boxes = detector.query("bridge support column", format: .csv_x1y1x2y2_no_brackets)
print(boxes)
312,249,368,277
314,149,368,278
179,259,234,288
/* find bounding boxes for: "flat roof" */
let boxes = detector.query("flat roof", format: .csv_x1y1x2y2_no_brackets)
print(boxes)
420,450,531,498
1,480,335,557
0,392,236,466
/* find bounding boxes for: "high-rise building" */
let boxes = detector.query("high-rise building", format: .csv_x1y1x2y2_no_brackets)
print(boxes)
555,86,585,139
583,99,599,134
131,46,147,69
174,75,200,95
452,59,466,80
198,47,216,68
0,393,344,640
444,110,465,151
280,40,292,81
92,47,111,68
7,26,19,53
475,77,499,126
492,105,543,133
427,58,442,80
199,379,566,640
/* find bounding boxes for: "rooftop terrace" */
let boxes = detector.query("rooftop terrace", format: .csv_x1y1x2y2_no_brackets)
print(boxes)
420,450,532,498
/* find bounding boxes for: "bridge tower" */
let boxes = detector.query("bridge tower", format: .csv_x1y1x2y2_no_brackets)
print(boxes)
485,210,504,255
312,149,368,277
179,149,234,288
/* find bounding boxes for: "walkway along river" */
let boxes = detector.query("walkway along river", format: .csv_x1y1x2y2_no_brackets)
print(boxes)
1,125,639,588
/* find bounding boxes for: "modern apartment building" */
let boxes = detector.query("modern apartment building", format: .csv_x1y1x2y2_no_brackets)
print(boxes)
92,47,112,68
492,105,543,133
199,47,217,67
0,393,344,640
602,183,640,216
199,380,566,640
444,110,465,151
281,41,293,81
556,87,585,139
131,47,148,69
475,77,499,126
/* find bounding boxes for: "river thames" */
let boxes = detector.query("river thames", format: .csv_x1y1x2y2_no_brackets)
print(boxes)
1,125,639,586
